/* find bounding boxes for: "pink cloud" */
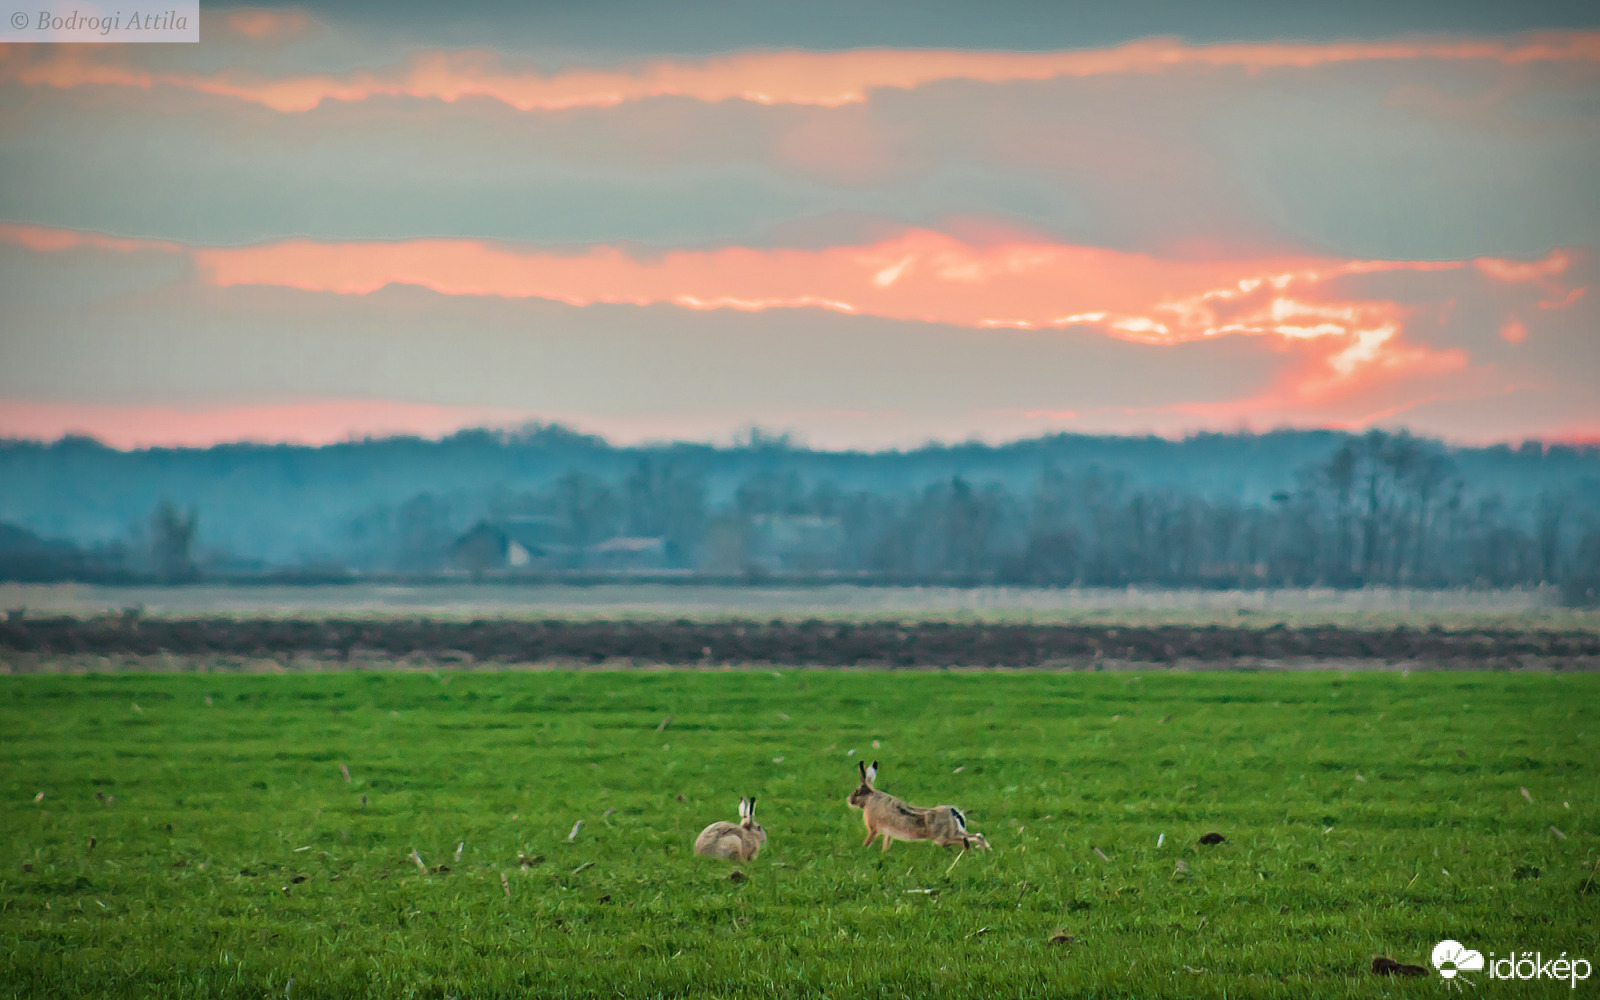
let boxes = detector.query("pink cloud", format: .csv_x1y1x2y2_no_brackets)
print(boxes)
3,224,1584,439
3,30,1597,113
5,223,1577,398
0,398,539,449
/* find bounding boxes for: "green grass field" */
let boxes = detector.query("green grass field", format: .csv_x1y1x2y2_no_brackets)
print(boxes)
2,668,1597,998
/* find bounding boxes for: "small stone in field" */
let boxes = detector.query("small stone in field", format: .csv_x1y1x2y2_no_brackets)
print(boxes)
729,870,748,883
1198,832,1226,845
1048,930,1074,945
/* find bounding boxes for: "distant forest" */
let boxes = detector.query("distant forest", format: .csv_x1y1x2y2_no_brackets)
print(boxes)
2,426,1598,602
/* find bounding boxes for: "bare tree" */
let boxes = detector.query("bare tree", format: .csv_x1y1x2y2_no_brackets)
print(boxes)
149,501,199,582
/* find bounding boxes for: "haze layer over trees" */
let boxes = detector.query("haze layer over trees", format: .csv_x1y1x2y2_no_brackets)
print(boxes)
1,427,1597,598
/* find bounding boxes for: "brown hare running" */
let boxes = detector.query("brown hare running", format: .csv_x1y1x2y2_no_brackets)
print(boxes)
847,761,991,852
693,796,766,860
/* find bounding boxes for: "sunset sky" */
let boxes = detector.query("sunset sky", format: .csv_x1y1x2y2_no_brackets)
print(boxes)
1,0,1597,449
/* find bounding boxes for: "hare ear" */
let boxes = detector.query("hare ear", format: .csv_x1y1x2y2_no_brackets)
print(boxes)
866,761,878,785
857,760,867,782
738,797,749,820
746,796,756,817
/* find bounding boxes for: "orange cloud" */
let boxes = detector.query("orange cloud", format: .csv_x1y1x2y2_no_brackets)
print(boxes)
0,223,179,254
3,30,1597,112
4,224,1577,406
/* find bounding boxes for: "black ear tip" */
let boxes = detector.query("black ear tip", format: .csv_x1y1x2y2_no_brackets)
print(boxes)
871,760,879,769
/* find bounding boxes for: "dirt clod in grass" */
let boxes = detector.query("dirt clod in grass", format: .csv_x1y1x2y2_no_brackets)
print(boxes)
1371,956,1428,977
1513,865,1541,880
517,854,544,869
1197,832,1226,845
728,870,747,883
85,836,95,853
676,794,686,803
1048,931,1075,946
289,875,307,884
1279,905,1289,914
21,863,32,873
597,894,611,903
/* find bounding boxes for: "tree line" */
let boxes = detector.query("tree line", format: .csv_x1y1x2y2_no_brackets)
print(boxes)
1,428,1597,601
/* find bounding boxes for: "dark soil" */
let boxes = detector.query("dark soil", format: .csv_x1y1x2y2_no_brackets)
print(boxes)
1,616,1597,668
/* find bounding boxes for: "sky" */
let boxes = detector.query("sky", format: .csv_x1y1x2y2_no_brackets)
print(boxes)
0,1,1596,449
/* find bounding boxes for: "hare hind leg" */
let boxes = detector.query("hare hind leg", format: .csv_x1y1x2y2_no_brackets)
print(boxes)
880,832,893,852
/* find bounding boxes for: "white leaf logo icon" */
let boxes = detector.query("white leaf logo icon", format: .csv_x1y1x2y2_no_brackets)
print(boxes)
1432,940,1485,979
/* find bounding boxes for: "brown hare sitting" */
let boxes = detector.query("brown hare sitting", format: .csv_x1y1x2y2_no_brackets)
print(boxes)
847,761,991,852
693,796,766,860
